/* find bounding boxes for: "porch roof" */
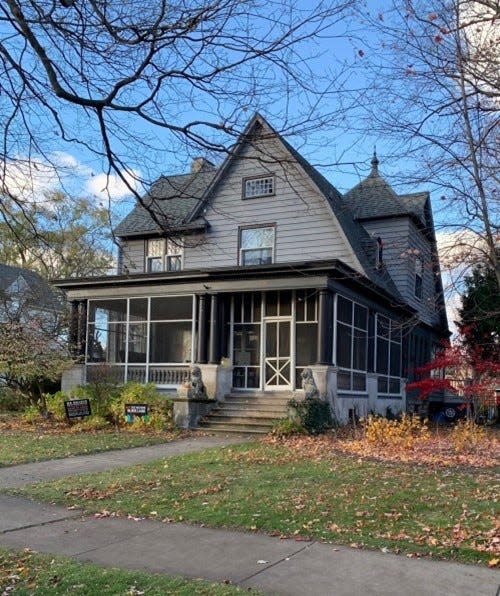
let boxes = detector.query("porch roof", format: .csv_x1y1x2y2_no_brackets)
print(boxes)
52,259,414,315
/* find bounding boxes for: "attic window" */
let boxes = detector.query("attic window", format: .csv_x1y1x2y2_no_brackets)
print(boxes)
244,176,274,199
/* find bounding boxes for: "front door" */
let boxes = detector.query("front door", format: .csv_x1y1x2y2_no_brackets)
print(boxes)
264,318,292,390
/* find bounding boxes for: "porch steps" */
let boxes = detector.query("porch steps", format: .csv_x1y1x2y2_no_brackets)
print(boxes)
197,391,293,434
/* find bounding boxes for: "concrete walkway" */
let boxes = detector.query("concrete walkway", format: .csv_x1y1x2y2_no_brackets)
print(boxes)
1,437,498,595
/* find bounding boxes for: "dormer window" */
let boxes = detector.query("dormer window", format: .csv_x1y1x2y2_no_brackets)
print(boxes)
244,176,275,199
376,236,384,269
146,238,183,273
414,257,423,299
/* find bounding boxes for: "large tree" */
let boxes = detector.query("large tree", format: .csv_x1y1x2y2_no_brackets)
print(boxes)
355,0,499,294
458,254,500,361
0,0,356,234
0,192,114,279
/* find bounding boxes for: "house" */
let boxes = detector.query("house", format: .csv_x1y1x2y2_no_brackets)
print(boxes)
0,263,63,325
54,114,449,428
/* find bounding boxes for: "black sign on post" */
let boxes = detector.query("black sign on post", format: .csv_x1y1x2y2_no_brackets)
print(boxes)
64,399,92,419
125,403,149,423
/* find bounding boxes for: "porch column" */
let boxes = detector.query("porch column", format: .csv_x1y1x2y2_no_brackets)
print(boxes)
197,294,208,364
69,301,79,357
208,294,220,364
77,300,87,359
316,289,333,365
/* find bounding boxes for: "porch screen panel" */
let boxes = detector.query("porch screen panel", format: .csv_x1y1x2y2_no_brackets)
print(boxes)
335,295,368,392
375,315,402,395
232,292,261,389
149,297,193,363
295,290,318,388
87,299,127,363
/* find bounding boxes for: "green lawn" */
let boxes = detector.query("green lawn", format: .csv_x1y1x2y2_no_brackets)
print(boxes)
0,548,260,595
12,442,499,565
0,429,178,467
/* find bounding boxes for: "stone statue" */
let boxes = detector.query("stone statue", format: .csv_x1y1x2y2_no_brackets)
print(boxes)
188,365,208,400
301,368,319,400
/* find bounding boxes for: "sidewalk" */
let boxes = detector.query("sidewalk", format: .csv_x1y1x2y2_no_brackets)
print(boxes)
1,437,498,596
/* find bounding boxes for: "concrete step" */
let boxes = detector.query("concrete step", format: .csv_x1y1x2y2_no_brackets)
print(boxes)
198,420,274,434
207,414,284,425
213,407,286,418
224,397,291,407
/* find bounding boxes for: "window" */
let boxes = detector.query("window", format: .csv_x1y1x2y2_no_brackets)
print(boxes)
146,239,164,272
244,176,274,199
335,295,368,392
146,238,183,272
240,226,275,266
375,315,402,395
414,257,423,299
165,239,182,271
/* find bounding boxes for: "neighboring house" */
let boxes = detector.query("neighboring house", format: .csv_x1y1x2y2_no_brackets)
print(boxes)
54,114,449,425
0,263,63,326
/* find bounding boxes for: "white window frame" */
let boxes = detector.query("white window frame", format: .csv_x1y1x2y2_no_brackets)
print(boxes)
374,314,402,396
239,226,275,266
243,176,275,199
165,238,183,271
146,238,183,272
333,294,368,393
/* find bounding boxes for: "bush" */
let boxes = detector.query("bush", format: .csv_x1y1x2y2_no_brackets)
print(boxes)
71,381,122,422
41,382,175,431
71,415,110,432
0,387,25,412
115,383,174,431
364,413,430,449
288,398,333,435
450,419,486,453
22,404,42,424
271,418,305,438
44,391,68,422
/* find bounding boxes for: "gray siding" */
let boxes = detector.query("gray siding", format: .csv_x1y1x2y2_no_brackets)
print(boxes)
361,218,411,297
121,239,144,273
184,138,362,272
361,218,439,326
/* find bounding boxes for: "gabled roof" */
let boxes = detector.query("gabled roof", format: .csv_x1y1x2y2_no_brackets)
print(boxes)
114,164,217,238
345,154,428,226
0,263,62,311
114,114,405,301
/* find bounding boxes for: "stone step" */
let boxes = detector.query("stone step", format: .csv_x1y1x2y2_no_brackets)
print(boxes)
213,407,286,417
198,420,273,434
224,397,292,406
207,414,284,425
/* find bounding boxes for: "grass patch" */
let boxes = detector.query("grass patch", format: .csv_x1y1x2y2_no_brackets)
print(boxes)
0,427,179,467
12,441,500,565
0,548,259,595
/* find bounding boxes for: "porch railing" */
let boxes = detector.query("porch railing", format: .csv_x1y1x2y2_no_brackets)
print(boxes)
86,364,190,387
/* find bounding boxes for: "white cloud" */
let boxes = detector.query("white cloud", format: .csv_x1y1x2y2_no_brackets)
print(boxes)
86,170,140,202
2,154,140,205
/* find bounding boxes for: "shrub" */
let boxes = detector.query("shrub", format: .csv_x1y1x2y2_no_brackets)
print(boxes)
111,383,174,431
271,418,305,438
364,413,430,449
288,398,333,435
22,404,42,424
450,419,486,453
71,382,122,422
44,391,68,422
0,387,25,412
71,415,110,432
